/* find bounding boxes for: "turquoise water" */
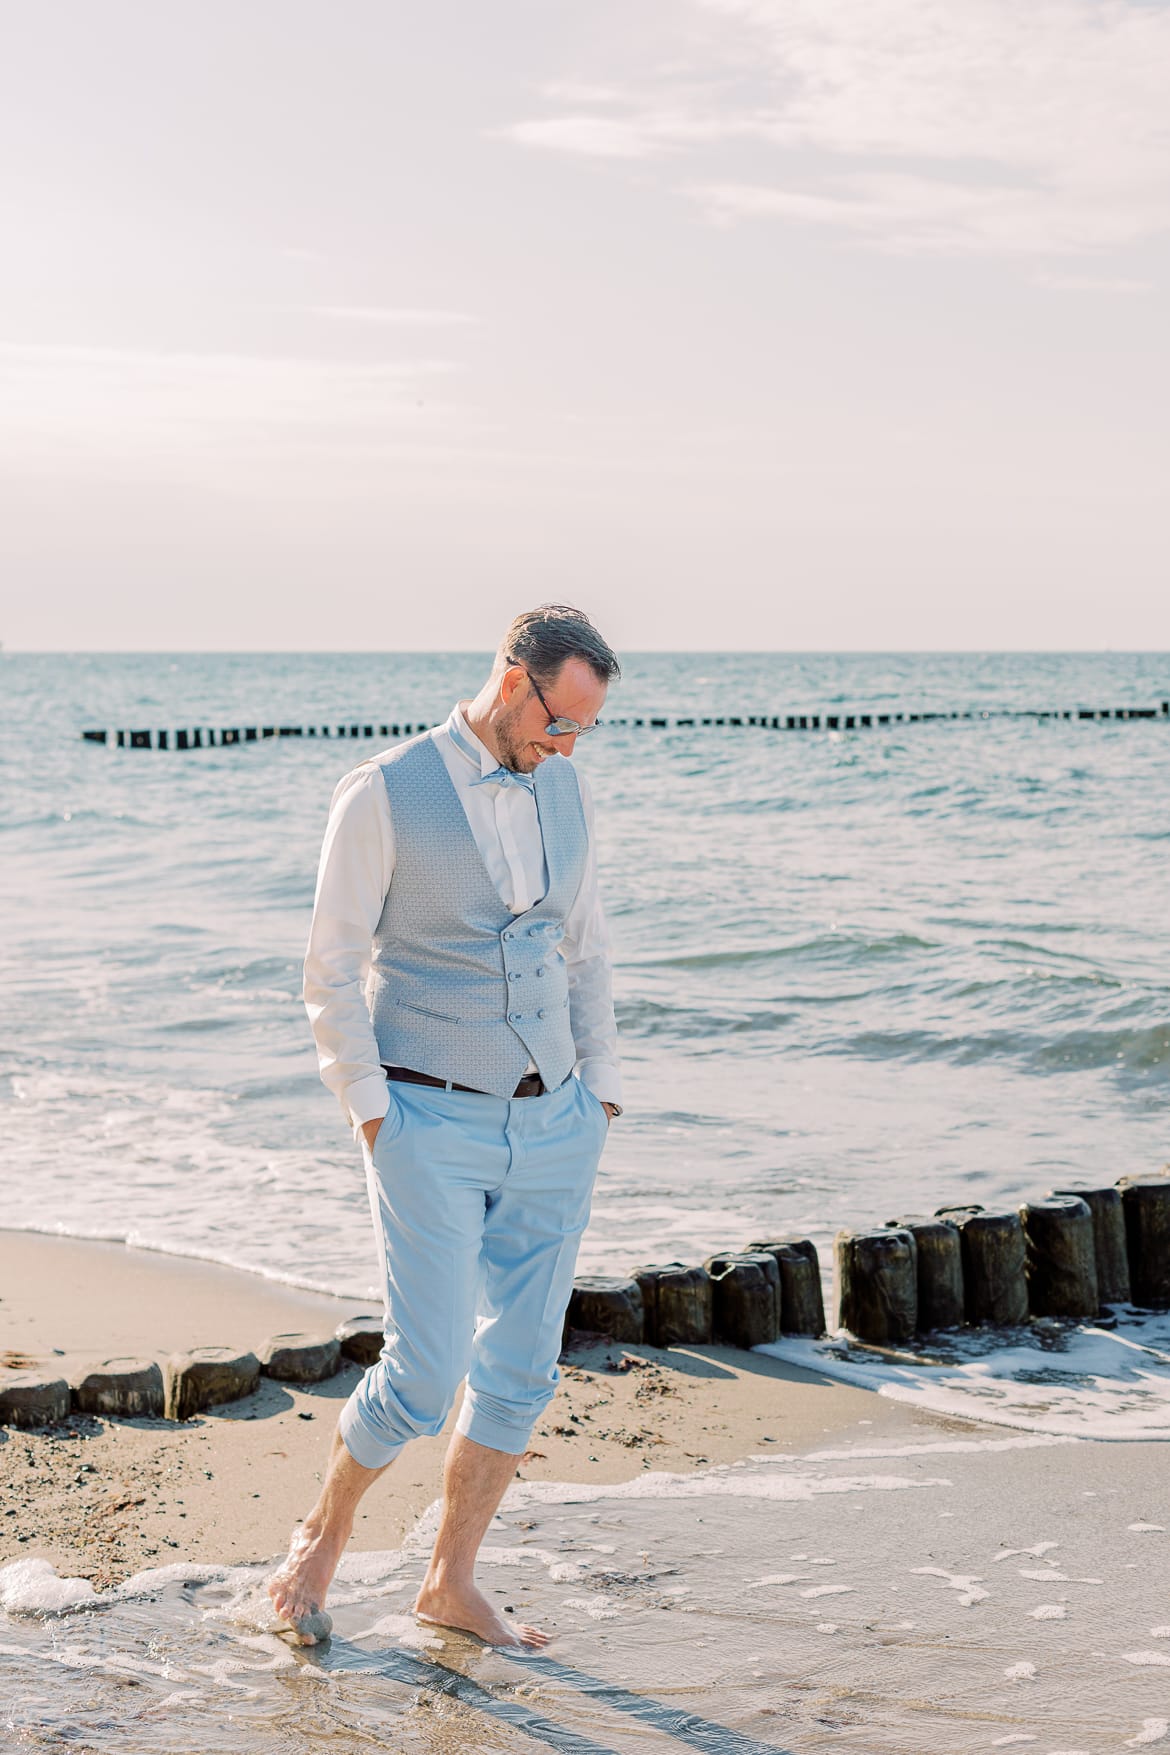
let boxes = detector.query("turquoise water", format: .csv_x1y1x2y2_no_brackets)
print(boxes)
1,651,1167,1298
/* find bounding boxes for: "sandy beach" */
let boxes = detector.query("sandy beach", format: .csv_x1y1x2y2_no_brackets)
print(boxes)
0,1226,963,1588
10,1228,1170,1751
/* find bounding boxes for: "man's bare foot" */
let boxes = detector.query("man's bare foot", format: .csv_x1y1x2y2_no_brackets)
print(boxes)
266,1520,349,1642
414,1577,550,1650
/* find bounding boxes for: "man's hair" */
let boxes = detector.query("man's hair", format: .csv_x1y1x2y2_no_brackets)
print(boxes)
499,604,621,688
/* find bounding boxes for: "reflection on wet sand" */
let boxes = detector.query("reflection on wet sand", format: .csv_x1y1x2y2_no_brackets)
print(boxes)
4,1424,1170,1753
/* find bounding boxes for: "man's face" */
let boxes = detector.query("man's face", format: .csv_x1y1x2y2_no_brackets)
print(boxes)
496,658,608,774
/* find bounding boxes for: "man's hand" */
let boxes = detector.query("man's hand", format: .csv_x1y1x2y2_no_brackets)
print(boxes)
601,1103,617,1125
360,1116,383,1151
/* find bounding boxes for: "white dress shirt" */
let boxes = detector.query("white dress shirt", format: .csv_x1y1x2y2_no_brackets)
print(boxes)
304,703,622,1134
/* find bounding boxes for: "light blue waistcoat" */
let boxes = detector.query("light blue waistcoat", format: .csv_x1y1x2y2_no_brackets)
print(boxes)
368,731,588,1099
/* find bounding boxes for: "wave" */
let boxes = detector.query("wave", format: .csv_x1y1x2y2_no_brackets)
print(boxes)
622,931,939,972
614,996,1170,1072
839,1023,1170,1075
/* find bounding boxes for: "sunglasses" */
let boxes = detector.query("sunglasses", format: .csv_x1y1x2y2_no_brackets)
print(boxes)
510,663,603,738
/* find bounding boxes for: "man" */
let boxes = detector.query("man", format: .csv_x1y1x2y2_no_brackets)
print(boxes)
268,604,623,1650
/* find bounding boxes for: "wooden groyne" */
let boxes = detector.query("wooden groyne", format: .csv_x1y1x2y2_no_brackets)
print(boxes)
4,1170,1167,1428
79,700,1170,750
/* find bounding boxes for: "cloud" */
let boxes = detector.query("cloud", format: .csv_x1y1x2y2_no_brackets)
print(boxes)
0,342,460,464
308,306,479,326
498,115,669,159
500,0,1170,257
1031,272,1153,293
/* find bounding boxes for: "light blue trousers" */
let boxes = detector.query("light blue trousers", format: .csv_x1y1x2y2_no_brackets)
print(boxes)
339,1072,609,1469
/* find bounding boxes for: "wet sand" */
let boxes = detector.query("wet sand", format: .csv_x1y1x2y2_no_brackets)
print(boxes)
0,1228,969,1588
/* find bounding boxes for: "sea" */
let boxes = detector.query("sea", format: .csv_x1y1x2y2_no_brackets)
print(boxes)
2,650,1167,1300
4,650,1170,1750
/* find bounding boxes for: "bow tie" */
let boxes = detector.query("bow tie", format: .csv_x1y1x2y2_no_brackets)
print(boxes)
471,764,535,793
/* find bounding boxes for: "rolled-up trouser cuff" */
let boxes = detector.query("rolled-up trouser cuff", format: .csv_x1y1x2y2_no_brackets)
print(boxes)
455,1389,539,1456
339,1392,409,1472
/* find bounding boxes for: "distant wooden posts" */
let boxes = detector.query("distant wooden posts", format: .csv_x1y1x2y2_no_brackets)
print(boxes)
834,1228,917,1344
80,696,1170,751
1019,1197,1098,1318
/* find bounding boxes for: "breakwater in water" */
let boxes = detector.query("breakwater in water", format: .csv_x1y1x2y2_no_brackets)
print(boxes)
79,695,1170,748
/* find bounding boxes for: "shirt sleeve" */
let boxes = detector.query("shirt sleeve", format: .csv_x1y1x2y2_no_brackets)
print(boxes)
302,762,396,1136
561,770,623,1108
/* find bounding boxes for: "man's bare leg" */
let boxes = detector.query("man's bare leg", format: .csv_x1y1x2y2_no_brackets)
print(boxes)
414,1431,547,1649
267,1424,391,1637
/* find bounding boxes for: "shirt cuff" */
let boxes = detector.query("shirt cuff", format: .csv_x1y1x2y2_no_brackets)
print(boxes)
577,1059,623,1108
345,1071,390,1138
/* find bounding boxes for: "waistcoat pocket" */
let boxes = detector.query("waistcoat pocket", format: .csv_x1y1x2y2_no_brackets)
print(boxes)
396,998,463,1025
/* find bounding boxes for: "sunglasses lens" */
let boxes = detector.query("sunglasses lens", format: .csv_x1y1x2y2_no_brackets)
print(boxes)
545,717,602,736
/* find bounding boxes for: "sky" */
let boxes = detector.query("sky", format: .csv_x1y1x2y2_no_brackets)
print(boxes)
1,0,1168,651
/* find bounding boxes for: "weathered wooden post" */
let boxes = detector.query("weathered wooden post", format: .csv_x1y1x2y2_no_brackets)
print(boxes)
164,1347,261,1421
834,1227,917,1344
1118,1177,1170,1308
1050,1186,1130,1304
743,1236,826,1336
887,1215,964,1331
633,1263,713,1347
566,1276,645,1343
702,1252,780,1347
1019,1197,1098,1318
259,1334,342,1383
935,1206,1029,1325
72,1359,165,1418
335,1315,384,1366
0,1373,71,1428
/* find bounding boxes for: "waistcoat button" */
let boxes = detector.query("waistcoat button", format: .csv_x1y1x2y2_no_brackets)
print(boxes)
508,971,520,981
535,966,544,977
508,1012,521,1023
537,1008,547,1020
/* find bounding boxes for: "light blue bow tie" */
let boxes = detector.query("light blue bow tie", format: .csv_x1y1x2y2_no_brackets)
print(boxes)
471,764,535,793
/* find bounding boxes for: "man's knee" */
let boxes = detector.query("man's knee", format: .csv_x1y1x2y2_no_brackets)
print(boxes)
455,1382,553,1455
341,1359,462,1465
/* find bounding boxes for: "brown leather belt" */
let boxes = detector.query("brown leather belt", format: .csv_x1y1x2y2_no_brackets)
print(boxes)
382,1064,546,1098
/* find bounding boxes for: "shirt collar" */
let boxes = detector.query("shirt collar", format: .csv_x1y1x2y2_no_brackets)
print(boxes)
446,703,499,778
